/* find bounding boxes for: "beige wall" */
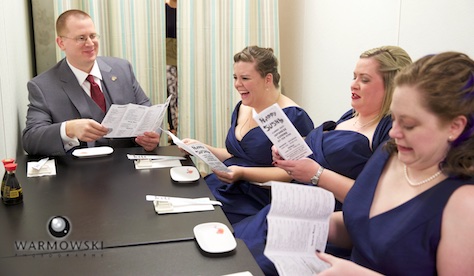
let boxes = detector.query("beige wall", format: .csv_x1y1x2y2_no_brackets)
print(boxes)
279,0,474,126
1,0,474,171
0,0,33,168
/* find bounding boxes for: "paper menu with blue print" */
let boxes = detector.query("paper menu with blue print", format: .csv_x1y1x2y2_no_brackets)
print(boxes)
102,96,171,138
164,130,231,173
253,103,312,160
264,181,334,275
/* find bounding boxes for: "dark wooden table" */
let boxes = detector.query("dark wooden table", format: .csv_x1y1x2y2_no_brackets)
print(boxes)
0,146,263,275
0,239,263,276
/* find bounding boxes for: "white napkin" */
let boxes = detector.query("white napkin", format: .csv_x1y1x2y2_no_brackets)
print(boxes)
27,159,57,177
134,159,182,170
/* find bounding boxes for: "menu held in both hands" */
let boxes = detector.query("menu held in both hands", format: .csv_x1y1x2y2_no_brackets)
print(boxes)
163,130,231,173
101,96,171,138
253,103,312,160
264,181,334,275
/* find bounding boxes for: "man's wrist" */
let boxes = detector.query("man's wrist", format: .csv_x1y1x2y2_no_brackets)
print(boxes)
61,122,80,150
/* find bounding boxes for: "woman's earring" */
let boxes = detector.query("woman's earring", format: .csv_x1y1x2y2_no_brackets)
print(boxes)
448,136,453,142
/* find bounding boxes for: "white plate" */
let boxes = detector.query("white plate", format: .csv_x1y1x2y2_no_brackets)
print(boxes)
193,222,236,253
170,166,200,182
72,146,114,158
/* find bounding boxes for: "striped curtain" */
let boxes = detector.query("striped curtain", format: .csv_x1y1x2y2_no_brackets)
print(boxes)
54,0,167,109
178,0,280,172
54,0,280,168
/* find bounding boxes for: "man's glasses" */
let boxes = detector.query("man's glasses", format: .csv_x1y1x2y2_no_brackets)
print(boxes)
61,34,100,44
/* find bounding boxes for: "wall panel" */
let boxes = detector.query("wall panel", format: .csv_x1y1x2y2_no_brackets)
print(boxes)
280,0,400,125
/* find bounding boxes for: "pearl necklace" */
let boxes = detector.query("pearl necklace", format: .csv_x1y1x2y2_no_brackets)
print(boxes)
353,116,377,130
403,165,442,186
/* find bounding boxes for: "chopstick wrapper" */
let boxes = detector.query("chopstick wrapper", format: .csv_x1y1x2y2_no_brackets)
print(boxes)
153,198,215,214
134,159,182,169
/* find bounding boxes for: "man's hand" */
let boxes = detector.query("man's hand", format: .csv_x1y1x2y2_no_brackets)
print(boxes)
66,119,109,142
135,131,160,151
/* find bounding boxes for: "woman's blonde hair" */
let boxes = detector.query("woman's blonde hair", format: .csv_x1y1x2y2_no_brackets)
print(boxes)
357,46,412,121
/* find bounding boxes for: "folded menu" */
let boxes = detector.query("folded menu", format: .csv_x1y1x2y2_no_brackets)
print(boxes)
102,96,171,138
264,181,334,275
163,130,231,173
253,103,312,160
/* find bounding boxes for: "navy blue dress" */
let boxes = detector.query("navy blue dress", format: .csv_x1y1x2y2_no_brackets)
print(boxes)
344,146,474,275
205,101,314,225
234,110,392,275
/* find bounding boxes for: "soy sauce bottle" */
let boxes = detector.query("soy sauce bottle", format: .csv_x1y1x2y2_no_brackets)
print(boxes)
2,163,23,205
1,158,14,198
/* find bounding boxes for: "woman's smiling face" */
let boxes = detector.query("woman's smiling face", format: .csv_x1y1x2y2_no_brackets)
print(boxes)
233,61,267,107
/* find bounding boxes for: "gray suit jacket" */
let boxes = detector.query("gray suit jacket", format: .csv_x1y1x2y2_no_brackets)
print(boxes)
22,56,151,156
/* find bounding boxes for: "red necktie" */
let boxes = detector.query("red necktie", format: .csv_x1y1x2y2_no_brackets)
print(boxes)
86,75,106,113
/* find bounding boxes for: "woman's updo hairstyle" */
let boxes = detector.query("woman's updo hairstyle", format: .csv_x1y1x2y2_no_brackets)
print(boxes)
234,46,280,88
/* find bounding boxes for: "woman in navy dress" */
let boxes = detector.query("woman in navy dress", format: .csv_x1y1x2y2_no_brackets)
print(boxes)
182,46,314,224
236,46,413,275
318,52,474,275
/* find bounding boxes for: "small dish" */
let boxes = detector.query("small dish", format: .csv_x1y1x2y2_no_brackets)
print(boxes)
170,166,200,182
72,146,114,158
193,222,236,253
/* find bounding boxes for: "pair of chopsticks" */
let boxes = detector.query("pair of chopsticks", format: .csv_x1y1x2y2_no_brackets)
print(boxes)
127,154,185,161
145,195,222,206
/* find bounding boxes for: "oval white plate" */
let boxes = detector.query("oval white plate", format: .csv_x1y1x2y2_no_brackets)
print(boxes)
72,146,114,158
170,166,200,182
193,222,236,253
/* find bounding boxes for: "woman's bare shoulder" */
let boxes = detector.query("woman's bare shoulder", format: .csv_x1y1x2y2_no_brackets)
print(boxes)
445,184,474,215
278,94,300,109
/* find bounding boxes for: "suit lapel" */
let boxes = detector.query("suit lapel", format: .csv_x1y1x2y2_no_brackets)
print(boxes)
58,59,98,120
97,58,116,108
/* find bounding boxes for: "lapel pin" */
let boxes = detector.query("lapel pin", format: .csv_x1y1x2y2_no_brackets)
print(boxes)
111,76,117,81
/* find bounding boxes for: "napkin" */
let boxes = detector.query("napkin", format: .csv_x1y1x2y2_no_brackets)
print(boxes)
27,159,57,177
134,159,182,170
153,197,215,214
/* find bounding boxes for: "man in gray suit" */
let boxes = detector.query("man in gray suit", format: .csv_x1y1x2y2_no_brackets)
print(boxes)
23,9,161,156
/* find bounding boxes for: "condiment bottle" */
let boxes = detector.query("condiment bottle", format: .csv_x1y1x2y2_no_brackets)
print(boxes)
1,158,14,198
2,163,23,205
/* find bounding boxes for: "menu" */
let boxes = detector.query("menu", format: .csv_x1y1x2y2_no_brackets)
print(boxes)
264,181,334,275
164,130,231,173
253,104,312,160
102,96,171,138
